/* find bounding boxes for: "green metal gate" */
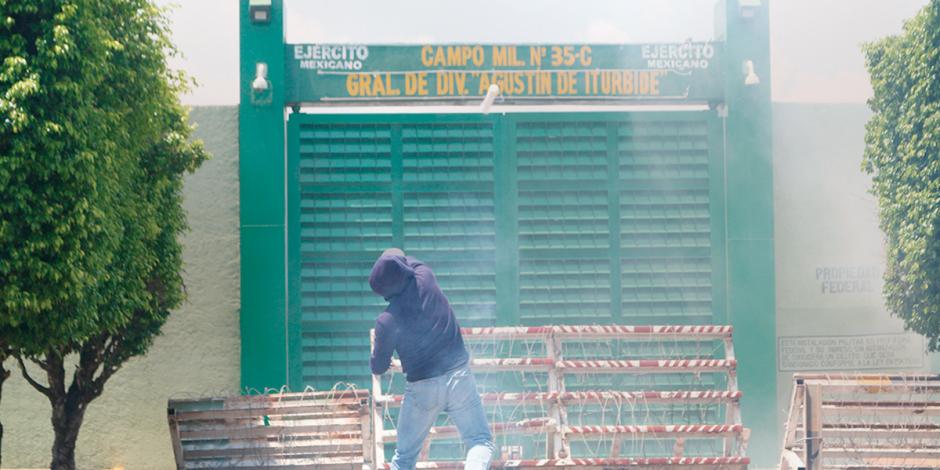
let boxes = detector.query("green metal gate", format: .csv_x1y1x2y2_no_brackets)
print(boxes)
287,111,726,391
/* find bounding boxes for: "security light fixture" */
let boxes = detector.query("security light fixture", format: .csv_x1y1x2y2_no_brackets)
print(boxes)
480,84,500,114
739,0,761,18
252,62,270,92
249,0,272,24
743,60,760,86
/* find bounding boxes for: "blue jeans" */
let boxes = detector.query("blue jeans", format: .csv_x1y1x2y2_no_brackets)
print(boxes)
391,365,495,470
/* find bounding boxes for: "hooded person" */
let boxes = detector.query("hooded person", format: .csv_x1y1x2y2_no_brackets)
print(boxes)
369,248,494,470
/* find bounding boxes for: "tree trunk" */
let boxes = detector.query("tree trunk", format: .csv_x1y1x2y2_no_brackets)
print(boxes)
0,354,8,469
42,348,92,470
49,395,87,470
21,340,119,470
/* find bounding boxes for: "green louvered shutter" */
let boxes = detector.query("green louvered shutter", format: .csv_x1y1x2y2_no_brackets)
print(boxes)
617,116,714,324
296,122,394,390
515,121,613,325
513,113,716,326
401,122,498,327
294,117,498,390
290,112,720,390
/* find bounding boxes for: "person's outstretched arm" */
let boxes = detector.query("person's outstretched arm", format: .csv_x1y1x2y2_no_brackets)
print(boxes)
370,312,399,375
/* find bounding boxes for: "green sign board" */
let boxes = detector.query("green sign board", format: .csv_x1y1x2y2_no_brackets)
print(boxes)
284,43,724,105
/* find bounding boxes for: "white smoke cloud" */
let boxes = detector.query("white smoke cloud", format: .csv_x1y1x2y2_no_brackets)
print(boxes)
584,19,632,43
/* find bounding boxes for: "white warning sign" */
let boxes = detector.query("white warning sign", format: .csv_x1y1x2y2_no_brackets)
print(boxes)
778,334,925,371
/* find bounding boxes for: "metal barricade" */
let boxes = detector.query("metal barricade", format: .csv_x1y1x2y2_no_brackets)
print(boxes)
167,390,373,469
780,374,940,470
372,325,749,469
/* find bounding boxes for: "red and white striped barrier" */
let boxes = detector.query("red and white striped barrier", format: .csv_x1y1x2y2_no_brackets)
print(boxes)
383,418,555,442
552,325,733,339
372,325,747,469
389,359,736,374
383,421,746,444
389,357,555,372
558,359,736,372
389,457,751,469
375,390,742,405
460,325,733,340
565,424,744,437
462,326,553,338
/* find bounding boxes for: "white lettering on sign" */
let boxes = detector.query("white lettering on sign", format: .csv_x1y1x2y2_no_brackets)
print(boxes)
778,334,925,372
641,42,714,72
294,45,369,70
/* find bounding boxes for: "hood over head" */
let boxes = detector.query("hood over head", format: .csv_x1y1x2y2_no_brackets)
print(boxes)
369,253,415,299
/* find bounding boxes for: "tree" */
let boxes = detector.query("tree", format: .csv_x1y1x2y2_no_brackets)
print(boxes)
0,1,207,469
863,1,940,349
0,344,8,468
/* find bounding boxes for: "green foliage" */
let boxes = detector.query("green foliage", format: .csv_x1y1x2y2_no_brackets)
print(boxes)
0,0,206,355
863,0,940,349
1,1,207,466
1,1,121,349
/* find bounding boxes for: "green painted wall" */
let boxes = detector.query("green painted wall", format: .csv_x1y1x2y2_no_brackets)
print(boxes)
239,0,289,391
0,106,241,470
718,1,777,464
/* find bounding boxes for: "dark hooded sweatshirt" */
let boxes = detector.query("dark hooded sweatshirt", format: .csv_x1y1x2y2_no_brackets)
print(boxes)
368,255,469,382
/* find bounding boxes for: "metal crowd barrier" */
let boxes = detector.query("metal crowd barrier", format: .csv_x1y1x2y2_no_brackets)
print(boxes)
372,325,749,470
780,374,940,470
167,389,373,469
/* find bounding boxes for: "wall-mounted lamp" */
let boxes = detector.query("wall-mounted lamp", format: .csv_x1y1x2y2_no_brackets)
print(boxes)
743,60,760,86
249,0,272,24
252,62,270,92
739,0,762,19
480,84,500,114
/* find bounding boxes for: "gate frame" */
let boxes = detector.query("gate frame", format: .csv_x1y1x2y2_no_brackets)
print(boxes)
238,0,775,463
